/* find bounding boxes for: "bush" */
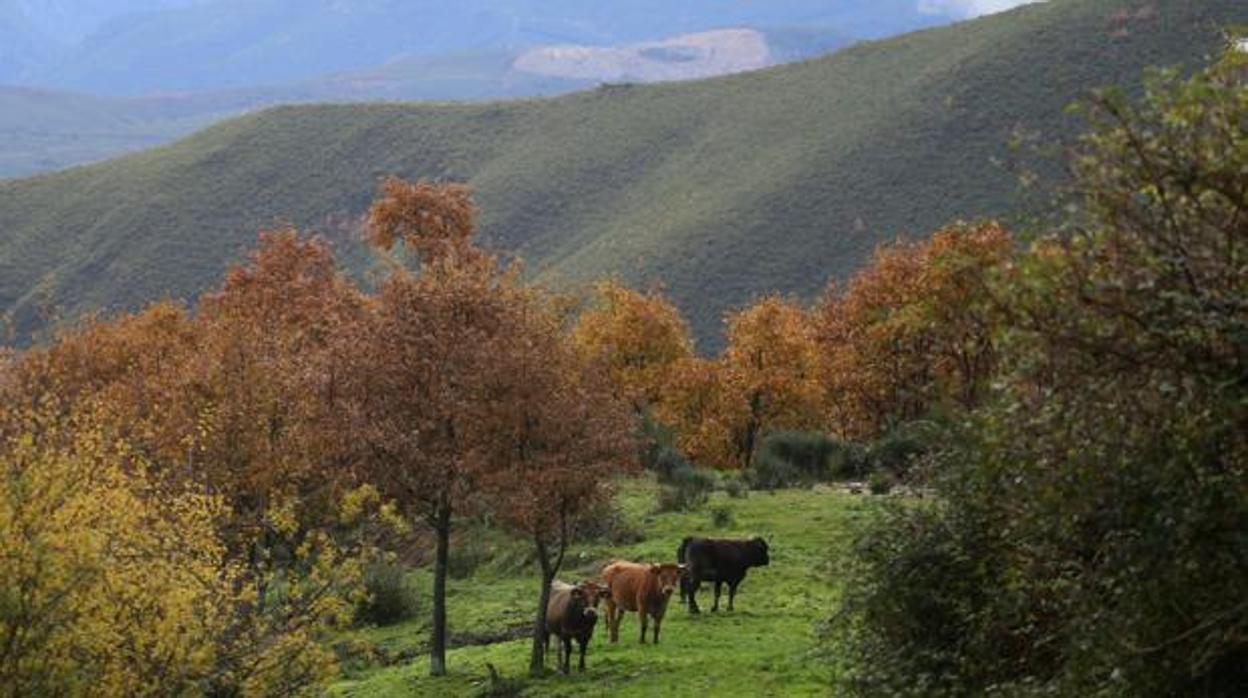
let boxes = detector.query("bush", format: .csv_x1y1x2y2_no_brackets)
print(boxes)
722,475,749,499
867,471,893,495
710,506,734,528
651,445,692,482
573,499,645,545
655,464,715,513
749,430,865,489
448,531,493,579
357,560,420,626
867,429,926,477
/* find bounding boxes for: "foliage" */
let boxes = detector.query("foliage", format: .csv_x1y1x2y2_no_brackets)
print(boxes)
814,221,1011,439
865,471,893,496
571,280,694,411
749,430,840,490
0,405,362,698
358,561,421,627
658,296,823,469
655,465,716,514
837,55,1248,696
0,410,232,697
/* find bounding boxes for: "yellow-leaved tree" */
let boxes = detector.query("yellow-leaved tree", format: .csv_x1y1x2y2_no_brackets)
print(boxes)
0,407,231,697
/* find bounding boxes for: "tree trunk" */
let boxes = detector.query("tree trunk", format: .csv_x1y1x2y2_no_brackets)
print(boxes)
430,499,452,677
529,537,555,677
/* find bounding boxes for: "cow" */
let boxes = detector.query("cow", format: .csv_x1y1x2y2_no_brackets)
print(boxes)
600,561,686,644
543,579,607,673
677,536,770,613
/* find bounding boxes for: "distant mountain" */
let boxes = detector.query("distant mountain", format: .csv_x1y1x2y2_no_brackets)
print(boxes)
1,0,1240,349
15,1,945,95
0,26,852,178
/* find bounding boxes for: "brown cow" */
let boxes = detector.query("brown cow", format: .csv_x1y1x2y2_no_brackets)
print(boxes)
543,580,607,673
601,561,686,644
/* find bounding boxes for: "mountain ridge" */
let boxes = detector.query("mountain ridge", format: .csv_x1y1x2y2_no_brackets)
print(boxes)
0,0,1242,350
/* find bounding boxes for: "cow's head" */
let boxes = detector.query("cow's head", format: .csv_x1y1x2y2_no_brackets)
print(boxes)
649,563,684,597
579,580,608,609
751,537,771,567
569,586,598,622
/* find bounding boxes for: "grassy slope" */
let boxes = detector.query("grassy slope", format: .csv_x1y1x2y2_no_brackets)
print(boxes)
0,0,1241,348
332,478,878,697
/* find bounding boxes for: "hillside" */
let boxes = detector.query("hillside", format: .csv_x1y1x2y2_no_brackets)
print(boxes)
0,26,857,178
0,0,1242,349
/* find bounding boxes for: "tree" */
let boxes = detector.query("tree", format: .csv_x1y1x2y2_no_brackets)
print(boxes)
479,295,637,676
837,54,1247,696
570,280,694,412
814,222,1011,438
346,177,513,676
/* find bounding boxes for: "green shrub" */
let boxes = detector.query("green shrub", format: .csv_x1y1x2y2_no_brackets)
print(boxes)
749,430,859,489
722,475,749,499
574,499,645,545
448,532,493,579
867,429,926,477
357,561,420,626
655,464,714,512
866,471,893,495
710,505,734,528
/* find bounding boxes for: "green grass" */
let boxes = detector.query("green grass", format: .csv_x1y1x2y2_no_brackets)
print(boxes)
330,477,881,697
0,0,1242,349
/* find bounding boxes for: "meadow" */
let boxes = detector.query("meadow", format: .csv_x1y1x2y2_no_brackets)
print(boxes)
332,477,880,697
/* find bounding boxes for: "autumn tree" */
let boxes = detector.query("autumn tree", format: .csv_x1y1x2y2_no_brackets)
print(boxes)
476,293,638,676
814,222,1011,438
0,232,370,696
570,280,694,412
346,177,515,676
654,356,729,467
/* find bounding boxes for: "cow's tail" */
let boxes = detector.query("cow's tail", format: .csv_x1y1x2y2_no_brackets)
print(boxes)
677,537,693,605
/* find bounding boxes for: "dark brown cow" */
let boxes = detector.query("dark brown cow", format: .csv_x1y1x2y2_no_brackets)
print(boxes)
543,580,606,673
677,536,770,613
601,561,685,644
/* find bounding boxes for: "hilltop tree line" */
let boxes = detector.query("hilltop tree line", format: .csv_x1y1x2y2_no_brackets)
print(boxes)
1,47,1244,697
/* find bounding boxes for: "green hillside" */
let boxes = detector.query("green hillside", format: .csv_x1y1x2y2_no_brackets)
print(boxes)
0,0,1241,348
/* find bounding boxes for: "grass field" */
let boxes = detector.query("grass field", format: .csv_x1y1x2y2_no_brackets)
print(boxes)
330,477,880,697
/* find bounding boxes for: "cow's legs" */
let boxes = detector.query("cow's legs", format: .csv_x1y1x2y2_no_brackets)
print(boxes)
606,604,619,643
712,581,723,611
652,615,662,644
561,636,572,674
639,611,649,644
687,576,702,614
577,637,588,672
728,580,740,611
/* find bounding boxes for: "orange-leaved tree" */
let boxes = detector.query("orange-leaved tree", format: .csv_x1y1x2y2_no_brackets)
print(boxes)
657,296,822,469
570,280,694,412
814,222,1011,438
479,293,638,676
345,176,517,676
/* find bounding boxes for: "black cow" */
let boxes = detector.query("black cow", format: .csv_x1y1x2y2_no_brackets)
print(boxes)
677,536,770,613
